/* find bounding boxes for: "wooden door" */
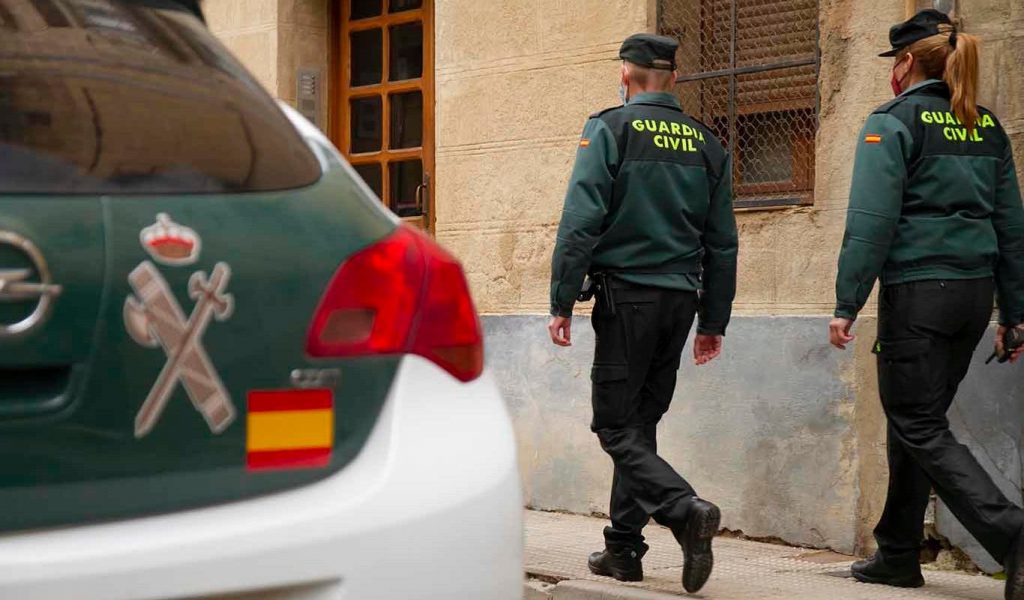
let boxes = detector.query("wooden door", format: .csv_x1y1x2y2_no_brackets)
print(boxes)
334,0,434,231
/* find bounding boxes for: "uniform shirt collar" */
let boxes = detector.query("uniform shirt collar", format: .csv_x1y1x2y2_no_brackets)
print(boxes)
899,78,944,97
627,91,681,108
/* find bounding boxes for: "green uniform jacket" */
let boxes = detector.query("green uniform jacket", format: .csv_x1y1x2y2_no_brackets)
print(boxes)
549,92,738,335
836,80,1024,325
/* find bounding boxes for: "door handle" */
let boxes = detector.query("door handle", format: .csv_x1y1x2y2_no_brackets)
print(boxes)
0,364,78,418
415,173,431,221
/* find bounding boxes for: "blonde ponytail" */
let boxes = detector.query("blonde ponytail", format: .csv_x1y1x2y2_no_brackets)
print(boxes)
901,25,982,132
944,31,981,132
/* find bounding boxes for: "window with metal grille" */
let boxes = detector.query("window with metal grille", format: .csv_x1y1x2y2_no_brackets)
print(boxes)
659,0,820,209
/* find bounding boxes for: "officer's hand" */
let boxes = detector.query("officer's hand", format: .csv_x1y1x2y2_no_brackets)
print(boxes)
829,317,855,350
548,316,572,347
694,335,722,365
995,325,1024,364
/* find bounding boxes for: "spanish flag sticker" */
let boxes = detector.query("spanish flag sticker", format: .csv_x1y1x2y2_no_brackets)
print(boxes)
246,389,333,471
864,134,883,144
580,138,591,148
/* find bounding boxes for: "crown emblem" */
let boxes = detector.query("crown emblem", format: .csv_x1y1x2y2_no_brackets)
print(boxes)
140,214,201,266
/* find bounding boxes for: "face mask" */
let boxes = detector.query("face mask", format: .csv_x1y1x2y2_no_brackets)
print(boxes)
619,84,628,104
890,59,908,97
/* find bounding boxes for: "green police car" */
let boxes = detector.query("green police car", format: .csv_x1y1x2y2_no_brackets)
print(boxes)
0,1,522,598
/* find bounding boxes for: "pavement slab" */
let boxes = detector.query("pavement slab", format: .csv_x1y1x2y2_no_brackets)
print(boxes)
524,510,1004,599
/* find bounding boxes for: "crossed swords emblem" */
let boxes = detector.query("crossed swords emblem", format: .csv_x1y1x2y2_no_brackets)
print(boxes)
124,261,236,438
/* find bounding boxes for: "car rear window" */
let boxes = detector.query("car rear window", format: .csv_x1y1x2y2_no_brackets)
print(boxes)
0,0,321,194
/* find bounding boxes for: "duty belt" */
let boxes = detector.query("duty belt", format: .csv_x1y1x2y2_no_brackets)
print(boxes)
576,256,702,317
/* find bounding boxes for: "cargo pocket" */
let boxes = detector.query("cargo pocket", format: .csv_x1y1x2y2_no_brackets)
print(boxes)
590,364,631,431
875,338,932,408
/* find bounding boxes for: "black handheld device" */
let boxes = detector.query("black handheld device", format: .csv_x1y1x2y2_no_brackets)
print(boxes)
986,327,1024,364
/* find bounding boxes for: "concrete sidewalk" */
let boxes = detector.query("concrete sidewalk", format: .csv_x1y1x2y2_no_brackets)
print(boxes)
524,510,1004,599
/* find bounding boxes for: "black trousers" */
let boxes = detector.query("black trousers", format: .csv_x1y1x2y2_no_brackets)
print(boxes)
874,278,1024,564
590,282,699,551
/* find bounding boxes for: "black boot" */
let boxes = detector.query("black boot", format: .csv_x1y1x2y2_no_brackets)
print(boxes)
588,546,644,582
851,553,924,588
674,498,721,594
1004,528,1024,600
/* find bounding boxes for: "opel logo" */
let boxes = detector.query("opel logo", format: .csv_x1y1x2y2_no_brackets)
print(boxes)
0,232,62,337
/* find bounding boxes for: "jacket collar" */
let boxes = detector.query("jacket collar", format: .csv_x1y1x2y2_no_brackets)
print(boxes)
627,92,681,108
899,78,946,98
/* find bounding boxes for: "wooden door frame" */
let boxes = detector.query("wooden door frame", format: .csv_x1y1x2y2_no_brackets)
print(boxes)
329,0,435,232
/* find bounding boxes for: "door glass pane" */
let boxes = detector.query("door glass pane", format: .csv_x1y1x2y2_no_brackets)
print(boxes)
351,0,381,20
388,0,422,12
353,163,383,198
350,28,382,87
389,160,423,217
350,96,382,153
389,22,422,81
389,91,422,149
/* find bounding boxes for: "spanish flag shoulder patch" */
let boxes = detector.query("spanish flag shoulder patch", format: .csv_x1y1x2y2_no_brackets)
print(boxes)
864,134,883,144
579,138,591,148
246,389,334,471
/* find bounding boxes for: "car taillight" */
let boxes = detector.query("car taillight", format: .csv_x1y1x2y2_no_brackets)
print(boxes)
306,225,484,382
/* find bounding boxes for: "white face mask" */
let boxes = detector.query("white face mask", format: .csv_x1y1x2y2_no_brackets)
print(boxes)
619,84,628,104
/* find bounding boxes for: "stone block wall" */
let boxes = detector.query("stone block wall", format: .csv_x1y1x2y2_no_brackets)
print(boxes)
205,0,280,92
433,0,655,315
206,0,330,127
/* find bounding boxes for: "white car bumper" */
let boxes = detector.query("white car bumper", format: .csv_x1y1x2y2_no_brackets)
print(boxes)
0,356,523,600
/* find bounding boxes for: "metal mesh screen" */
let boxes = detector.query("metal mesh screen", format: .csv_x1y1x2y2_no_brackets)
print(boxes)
659,0,820,208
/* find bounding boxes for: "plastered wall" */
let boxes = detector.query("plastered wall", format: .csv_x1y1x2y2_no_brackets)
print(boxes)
432,0,654,315
205,0,279,92
206,0,330,127
431,0,897,318
206,0,1024,319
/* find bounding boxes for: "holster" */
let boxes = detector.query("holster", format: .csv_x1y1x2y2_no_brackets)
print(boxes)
577,277,596,302
578,273,616,317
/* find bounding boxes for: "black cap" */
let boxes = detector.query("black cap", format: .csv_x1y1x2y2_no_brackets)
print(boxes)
879,9,953,57
619,33,678,70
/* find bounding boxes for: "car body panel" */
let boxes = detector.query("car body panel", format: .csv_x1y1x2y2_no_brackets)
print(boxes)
0,357,524,600
0,198,105,419
0,150,410,531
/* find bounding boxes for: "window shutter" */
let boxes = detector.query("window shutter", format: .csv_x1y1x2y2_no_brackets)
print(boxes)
660,0,821,207
703,0,817,115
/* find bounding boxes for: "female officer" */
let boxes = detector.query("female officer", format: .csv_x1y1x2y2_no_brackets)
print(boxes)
830,9,1024,597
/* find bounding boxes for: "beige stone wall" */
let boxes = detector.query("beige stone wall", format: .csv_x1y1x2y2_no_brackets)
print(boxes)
966,0,1024,175
205,0,279,93
431,0,895,318
203,0,1024,319
276,0,331,126
436,0,1024,319
206,0,330,127
433,0,655,315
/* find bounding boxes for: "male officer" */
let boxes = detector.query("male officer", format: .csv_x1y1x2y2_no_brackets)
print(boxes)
547,33,738,595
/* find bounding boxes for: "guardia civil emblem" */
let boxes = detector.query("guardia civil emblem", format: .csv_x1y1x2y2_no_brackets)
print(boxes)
140,213,201,266
124,215,236,438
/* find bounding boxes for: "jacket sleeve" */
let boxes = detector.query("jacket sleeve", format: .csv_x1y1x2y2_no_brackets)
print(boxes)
697,153,738,336
993,134,1024,326
834,113,913,320
549,118,618,317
